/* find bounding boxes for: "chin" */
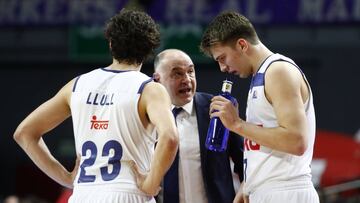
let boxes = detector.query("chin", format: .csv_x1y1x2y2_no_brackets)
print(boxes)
176,98,192,106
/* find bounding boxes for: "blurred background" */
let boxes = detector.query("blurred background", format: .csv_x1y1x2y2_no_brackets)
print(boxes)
1,0,359,202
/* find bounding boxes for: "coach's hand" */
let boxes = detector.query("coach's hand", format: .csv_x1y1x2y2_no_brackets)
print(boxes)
130,160,161,196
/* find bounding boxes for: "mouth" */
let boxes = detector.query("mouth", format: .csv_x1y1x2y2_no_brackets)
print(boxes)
178,87,192,95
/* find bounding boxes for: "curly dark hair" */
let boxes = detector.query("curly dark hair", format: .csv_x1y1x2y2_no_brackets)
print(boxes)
104,9,160,65
200,11,259,56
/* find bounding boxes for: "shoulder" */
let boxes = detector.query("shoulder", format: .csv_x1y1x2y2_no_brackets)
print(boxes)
265,61,303,85
142,81,169,99
264,61,304,104
70,68,103,92
139,81,171,115
78,68,103,79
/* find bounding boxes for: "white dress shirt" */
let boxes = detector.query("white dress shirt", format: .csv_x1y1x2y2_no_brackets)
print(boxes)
173,100,208,203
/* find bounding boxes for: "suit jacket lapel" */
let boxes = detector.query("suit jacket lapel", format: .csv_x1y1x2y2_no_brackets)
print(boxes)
194,93,210,163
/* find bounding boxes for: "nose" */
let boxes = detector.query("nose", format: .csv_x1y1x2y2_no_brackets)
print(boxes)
182,73,192,82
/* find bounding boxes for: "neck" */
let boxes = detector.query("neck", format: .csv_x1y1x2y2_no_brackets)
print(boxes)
107,59,142,71
251,43,273,74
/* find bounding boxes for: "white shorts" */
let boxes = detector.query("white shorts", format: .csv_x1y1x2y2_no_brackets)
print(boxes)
249,180,319,203
69,183,155,203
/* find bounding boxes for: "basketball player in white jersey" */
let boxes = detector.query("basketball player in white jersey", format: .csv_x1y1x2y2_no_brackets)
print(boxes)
200,11,319,203
13,9,179,203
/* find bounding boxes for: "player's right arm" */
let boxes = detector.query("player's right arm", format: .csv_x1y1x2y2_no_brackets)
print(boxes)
13,79,80,188
132,81,179,196
211,62,309,156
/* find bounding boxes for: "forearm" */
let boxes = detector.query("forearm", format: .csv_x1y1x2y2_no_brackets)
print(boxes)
15,134,73,188
147,130,178,192
232,119,307,155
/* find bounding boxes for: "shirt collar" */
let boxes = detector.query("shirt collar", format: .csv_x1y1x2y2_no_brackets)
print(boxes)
172,99,194,116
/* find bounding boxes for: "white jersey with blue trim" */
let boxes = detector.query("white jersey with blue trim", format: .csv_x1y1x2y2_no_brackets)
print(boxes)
243,54,316,195
70,68,156,192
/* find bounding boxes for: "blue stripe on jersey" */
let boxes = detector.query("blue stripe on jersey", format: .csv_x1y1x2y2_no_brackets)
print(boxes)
137,78,154,94
250,73,264,90
249,58,302,91
72,76,81,92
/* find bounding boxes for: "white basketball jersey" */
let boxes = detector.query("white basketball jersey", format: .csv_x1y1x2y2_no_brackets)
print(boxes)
70,68,156,193
243,54,316,195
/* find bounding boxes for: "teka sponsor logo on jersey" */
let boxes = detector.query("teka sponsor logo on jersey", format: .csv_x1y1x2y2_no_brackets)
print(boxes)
90,115,109,130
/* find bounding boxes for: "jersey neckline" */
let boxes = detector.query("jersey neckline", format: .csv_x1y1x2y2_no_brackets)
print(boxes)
100,67,137,73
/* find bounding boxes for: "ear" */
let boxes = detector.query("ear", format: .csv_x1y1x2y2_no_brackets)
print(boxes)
153,72,160,82
236,38,248,51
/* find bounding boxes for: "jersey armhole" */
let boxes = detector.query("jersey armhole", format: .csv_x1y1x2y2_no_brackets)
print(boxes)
137,77,154,94
264,59,311,108
72,76,81,92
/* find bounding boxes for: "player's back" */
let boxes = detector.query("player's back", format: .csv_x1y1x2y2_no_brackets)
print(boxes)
69,68,156,201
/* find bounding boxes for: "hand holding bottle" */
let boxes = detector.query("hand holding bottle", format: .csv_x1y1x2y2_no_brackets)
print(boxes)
210,94,240,131
206,80,238,152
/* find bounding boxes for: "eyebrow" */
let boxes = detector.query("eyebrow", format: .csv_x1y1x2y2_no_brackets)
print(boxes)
170,67,184,72
171,64,194,70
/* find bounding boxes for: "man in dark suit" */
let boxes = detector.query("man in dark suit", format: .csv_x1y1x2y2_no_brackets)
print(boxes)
153,49,243,203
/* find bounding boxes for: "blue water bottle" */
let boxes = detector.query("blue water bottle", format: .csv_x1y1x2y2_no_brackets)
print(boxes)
205,80,237,152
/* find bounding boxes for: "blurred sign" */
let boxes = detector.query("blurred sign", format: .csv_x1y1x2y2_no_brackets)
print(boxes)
148,0,360,25
0,0,128,26
1,0,359,26
2,0,358,62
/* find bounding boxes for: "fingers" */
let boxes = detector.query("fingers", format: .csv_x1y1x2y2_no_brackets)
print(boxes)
129,160,141,177
233,188,246,203
244,195,249,203
209,98,233,117
67,154,82,189
211,95,228,102
129,160,147,188
209,109,220,118
129,160,160,196
74,154,81,170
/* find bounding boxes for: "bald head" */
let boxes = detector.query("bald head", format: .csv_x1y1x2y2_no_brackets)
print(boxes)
154,49,193,73
153,49,196,106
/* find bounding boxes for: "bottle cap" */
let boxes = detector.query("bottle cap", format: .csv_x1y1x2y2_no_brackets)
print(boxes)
221,80,233,93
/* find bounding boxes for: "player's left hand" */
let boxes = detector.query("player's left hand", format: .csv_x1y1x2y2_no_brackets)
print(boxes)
210,95,243,132
130,160,161,196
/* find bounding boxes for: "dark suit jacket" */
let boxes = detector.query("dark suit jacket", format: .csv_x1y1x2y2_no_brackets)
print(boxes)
194,92,243,203
158,92,243,203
